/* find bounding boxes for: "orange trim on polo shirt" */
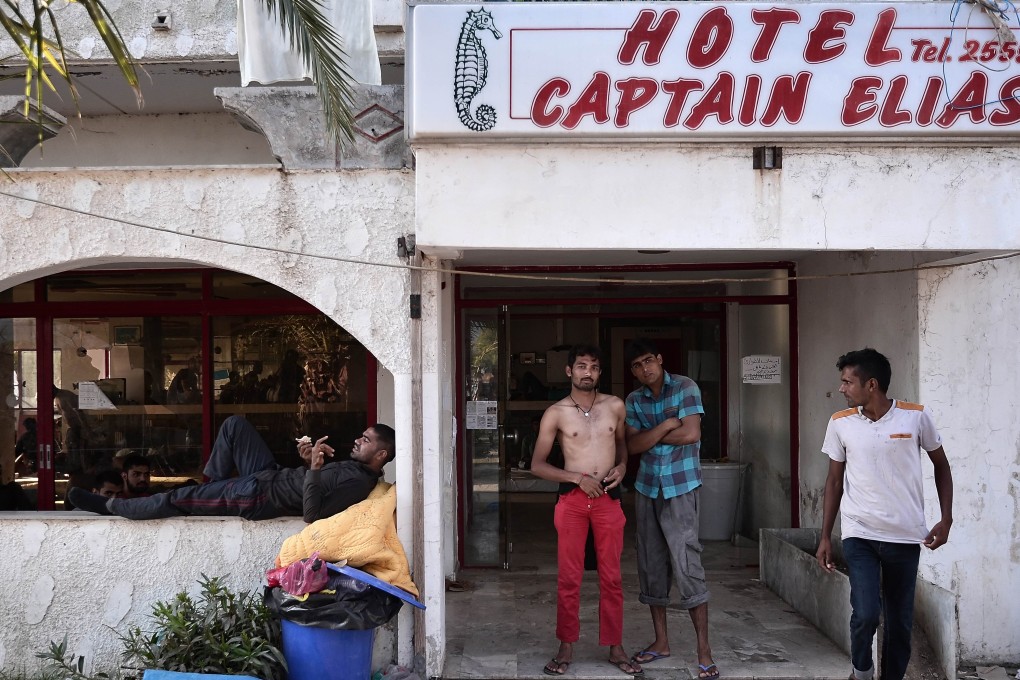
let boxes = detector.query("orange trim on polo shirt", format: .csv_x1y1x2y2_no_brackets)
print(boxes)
897,401,924,411
831,407,857,420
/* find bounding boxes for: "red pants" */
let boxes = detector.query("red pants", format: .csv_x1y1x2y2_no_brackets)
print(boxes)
553,487,626,646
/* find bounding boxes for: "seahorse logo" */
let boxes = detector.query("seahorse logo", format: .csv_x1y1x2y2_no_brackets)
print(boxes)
454,8,502,132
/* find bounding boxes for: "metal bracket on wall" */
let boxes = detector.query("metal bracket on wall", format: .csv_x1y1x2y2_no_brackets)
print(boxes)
397,235,416,258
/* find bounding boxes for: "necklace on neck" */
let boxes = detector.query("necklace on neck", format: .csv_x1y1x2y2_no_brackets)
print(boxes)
570,392,597,417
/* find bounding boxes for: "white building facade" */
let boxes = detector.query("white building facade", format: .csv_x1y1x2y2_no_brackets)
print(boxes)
406,1,1020,675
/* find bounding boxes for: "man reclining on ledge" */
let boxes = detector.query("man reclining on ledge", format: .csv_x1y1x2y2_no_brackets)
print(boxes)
69,416,394,522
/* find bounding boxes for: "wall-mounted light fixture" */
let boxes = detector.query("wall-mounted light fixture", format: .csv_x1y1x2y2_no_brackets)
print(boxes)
752,146,783,170
152,10,172,31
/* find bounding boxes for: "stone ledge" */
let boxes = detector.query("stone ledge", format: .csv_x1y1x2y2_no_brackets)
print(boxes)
760,528,852,654
760,528,958,680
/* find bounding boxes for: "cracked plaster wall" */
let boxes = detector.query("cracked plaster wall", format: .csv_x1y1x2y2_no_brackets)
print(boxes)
917,258,1020,664
414,145,1020,253
797,251,1020,664
0,166,415,374
0,515,307,675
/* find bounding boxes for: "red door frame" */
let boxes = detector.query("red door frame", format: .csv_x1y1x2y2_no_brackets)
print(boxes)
1,268,378,510
453,261,800,566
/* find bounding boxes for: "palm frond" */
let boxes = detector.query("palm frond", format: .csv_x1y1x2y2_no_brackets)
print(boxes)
1,0,142,160
258,0,357,146
76,0,143,107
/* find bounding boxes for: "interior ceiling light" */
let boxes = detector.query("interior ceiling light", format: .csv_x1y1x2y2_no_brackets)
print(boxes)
637,250,670,255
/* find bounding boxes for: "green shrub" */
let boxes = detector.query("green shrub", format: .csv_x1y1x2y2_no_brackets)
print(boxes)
119,574,285,680
32,636,109,679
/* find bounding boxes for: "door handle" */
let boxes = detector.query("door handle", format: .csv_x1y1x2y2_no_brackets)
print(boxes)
44,444,52,470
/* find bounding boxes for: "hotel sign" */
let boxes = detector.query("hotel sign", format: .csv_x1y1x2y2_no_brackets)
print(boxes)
408,2,1020,139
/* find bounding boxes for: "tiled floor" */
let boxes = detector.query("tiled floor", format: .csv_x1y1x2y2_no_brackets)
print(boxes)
443,494,849,680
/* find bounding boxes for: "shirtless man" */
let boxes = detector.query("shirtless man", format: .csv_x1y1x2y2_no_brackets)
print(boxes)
530,344,643,677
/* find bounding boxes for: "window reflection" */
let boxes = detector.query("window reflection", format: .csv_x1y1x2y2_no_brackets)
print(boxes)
212,316,368,469
2,318,40,509
4,270,370,511
50,316,204,507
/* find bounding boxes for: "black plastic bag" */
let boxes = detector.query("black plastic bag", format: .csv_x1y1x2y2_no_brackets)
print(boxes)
264,570,404,630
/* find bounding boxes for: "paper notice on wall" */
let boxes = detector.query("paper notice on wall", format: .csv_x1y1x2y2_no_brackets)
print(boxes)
741,356,782,384
465,400,498,430
78,381,116,410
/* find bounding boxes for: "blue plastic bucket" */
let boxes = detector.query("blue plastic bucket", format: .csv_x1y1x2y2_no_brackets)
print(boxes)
281,619,374,680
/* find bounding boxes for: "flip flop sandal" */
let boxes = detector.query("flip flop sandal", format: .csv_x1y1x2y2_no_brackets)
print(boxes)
609,659,644,676
632,649,671,664
543,658,570,676
698,663,721,680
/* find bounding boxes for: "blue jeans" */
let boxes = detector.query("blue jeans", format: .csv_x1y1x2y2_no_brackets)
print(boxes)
842,537,921,680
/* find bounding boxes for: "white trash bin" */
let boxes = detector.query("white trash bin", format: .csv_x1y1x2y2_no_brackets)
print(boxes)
698,462,748,541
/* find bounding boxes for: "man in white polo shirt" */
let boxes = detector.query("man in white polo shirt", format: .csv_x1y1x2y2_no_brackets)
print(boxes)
816,348,953,680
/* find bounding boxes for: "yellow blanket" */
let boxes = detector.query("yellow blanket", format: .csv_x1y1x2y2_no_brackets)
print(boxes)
276,481,419,597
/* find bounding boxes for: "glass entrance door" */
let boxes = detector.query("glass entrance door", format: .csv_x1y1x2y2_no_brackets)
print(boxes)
460,310,510,567
457,299,728,570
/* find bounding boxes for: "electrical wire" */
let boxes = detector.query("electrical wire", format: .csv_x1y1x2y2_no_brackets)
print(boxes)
943,0,1020,111
0,188,1017,287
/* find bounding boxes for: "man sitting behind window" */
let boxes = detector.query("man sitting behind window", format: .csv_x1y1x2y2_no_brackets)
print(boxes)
69,416,393,522
93,470,124,499
118,453,152,498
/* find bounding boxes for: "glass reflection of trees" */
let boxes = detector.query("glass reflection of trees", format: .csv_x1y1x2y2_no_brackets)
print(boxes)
468,319,498,401
220,316,365,466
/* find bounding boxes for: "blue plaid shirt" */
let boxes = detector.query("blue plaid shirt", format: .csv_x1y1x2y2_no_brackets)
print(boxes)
625,372,705,499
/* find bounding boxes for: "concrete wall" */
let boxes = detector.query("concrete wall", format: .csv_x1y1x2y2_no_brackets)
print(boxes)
435,270,458,582
20,114,276,168
914,577,958,680
796,252,924,528
0,514,381,675
796,250,1020,665
917,257,1020,665
414,145,1020,254
736,302,792,536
